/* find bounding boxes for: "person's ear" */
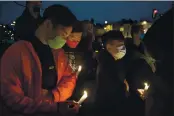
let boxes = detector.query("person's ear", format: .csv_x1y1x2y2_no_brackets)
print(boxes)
106,44,111,51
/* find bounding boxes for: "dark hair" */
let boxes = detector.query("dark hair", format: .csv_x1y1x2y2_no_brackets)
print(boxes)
43,4,77,27
102,30,124,46
26,1,42,5
72,21,83,33
131,24,142,37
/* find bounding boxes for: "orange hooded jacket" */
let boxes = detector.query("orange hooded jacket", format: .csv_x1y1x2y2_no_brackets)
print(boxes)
0,40,77,115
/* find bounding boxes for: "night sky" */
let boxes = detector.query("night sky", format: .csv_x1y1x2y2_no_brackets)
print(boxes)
0,1,172,24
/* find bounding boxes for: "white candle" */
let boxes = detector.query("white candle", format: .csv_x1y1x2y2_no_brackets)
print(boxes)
78,91,88,105
76,65,82,78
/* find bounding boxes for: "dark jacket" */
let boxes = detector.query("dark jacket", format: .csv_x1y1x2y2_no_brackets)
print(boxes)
143,8,173,116
125,41,170,116
94,50,127,115
14,9,42,41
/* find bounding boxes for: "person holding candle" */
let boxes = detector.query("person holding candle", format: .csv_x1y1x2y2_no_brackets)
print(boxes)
94,30,128,116
124,20,169,116
0,4,81,116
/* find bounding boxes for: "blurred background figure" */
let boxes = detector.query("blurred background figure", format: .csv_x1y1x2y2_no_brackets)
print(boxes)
77,20,96,78
14,1,42,41
131,24,144,47
125,24,145,54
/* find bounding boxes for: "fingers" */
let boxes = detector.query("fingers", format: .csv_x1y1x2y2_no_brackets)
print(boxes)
66,101,80,114
66,100,80,109
137,89,144,95
137,89,149,100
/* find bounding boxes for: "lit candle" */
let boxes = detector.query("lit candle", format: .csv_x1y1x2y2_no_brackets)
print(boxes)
137,82,150,99
144,82,150,91
76,65,82,78
77,91,88,105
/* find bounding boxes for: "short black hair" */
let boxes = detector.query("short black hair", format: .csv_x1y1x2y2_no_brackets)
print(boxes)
131,24,142,37
72,21,83,33
43,4,77,27
102,30,124,46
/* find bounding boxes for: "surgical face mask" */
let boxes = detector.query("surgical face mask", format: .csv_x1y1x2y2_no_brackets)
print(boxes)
113,45,126,60
47,36,66,49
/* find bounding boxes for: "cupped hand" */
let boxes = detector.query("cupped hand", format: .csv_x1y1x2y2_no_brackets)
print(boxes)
59,100,80,116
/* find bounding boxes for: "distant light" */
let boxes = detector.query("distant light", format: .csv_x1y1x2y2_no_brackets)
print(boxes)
3,26,5,28
11,23,15,26
104,27,107,30
95,50,99,53
9,31,11,33
142,21,147,25
143,29,147,34
13,21,16,24
154,9,158,14
105,21,108,24
120,27,124,32
0,24,2,26
5,31,7,33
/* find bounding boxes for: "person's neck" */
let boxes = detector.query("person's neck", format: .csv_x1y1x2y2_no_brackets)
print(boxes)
35,27,48,45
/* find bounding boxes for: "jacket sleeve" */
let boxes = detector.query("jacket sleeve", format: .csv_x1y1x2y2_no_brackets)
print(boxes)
127,59,169,94
52,50,77,102
0,44,58,115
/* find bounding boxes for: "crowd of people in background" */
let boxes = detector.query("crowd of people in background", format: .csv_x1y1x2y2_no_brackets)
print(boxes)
0,1,173,116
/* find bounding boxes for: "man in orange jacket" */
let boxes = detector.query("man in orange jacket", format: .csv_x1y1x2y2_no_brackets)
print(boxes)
0,4,81,116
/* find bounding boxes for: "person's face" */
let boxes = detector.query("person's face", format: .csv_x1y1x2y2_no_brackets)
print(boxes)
66,32,82,48
44,20,73,41
67,32,82,42
106,40,125,55
27,1,42,18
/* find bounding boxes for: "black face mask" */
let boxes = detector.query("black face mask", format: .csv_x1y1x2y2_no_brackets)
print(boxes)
33,6,41,13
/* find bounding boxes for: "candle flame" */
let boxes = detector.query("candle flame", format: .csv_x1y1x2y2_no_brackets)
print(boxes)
144,82,149,90
83,91,88,98
78,65,82,72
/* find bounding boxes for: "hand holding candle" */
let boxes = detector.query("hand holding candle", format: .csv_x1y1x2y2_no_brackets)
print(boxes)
77,91,88,105
137,82,150,100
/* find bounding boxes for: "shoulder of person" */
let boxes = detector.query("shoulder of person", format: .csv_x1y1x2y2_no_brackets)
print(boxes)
1,41,32,58
130,58,154,73
15,15,26,23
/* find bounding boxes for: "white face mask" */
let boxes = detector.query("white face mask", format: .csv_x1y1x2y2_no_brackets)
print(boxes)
113,45,126,60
